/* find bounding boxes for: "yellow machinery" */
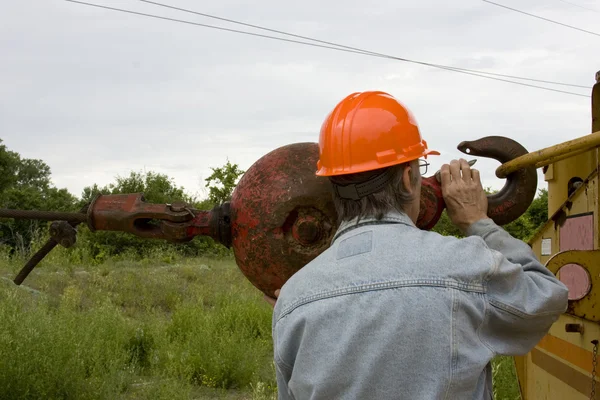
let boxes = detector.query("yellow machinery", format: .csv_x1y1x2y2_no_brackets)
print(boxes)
503,70,600,399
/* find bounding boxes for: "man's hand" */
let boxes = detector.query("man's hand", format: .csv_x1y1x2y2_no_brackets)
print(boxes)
263,289,280,308
440,159,489,233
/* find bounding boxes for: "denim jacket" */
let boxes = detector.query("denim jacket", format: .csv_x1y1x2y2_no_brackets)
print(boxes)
272,211,568,400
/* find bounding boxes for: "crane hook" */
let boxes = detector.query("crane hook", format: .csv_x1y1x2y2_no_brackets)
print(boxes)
456,135,538,226
417,136,538,230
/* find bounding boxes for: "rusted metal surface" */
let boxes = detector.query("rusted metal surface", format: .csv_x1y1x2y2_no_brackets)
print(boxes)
418,136,537,229
185,203,232,247
84,193,230,244
495,130,600,179
229,142,337,298
418,159,475,230
1,137,536,290
230,138,535,296
416,175,445,230
49,221,78,248
457,136,538,226
87,193,194,238
13,204,89,285
4,196,231,285
0,195,231,245
546,250,600,322
0,209,87,223
13,240,60,285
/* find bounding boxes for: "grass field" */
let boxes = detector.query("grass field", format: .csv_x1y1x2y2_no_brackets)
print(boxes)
0,246,521,399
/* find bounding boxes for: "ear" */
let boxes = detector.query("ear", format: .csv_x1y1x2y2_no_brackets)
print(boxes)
402,165,414,194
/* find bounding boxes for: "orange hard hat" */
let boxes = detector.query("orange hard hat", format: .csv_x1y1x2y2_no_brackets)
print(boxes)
316,91,439,177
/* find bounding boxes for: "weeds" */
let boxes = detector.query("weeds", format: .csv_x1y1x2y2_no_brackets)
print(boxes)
0,247,519,399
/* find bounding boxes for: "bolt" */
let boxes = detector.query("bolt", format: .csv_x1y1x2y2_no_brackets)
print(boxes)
170,202,186,213
292,217,321,245
49,221,61,238
60,237,76,248
565,323,584,334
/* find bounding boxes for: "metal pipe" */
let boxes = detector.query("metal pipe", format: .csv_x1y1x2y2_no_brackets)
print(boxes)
0,209,88,223
495,130,600,179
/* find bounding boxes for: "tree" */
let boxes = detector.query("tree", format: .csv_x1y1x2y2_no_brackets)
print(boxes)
432,188,549,242
0,139,77,251
0,140,20,193
80,171,194,206
525,189,548,228
204,160,244,205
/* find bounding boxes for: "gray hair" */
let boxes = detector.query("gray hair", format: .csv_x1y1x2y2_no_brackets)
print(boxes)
329,160,420,224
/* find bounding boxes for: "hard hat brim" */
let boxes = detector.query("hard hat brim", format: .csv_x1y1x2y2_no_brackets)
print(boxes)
316,148,440,177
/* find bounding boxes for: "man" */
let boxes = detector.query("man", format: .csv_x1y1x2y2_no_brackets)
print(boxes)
265,91,568,399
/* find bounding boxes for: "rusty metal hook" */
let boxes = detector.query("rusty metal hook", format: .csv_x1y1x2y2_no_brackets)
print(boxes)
417,136,538,230
456,136,538,226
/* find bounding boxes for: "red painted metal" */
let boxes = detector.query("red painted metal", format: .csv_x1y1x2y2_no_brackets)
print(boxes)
87,193,230,244
2,137,537,291
417,176,445,231
229,143,337,297
226,137,537,296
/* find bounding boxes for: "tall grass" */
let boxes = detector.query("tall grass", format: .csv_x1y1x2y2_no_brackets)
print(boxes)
0,243,276,400
0,242,519,399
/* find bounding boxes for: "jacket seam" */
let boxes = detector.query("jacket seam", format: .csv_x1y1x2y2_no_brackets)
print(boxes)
443,288,457,400
274,361,296,400
478,292,496,354
332,219,408,243
478,249,498,354
487,298,567,318
274,353,294,374
273,317,295,372
276,279,486,322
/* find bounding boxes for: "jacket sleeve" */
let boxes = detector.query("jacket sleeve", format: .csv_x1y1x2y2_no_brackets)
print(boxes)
275,361,295,400
467,218,569,355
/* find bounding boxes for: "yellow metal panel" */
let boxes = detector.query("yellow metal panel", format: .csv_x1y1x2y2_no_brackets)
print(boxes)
548,315,600,358
538,326,596,373
545,163,554,181
526,355,594,400
548,155,597,216
515,354,527,397
547,251,598,320
529,175,596,264
594,74,600,134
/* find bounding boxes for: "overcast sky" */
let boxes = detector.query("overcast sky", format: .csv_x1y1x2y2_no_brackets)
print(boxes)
1,0,598,201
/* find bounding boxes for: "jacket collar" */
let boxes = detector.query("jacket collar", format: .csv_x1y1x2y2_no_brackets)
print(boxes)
332,210,417,243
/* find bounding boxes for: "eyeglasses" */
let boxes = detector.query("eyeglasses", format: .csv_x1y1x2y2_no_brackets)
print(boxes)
419,159,429,176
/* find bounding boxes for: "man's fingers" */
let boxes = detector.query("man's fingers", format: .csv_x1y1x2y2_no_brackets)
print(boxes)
440,164,451,186
460,159,471,181
472,169,482,186
449,159,461,181
263,289,280,308
263,294,276,307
